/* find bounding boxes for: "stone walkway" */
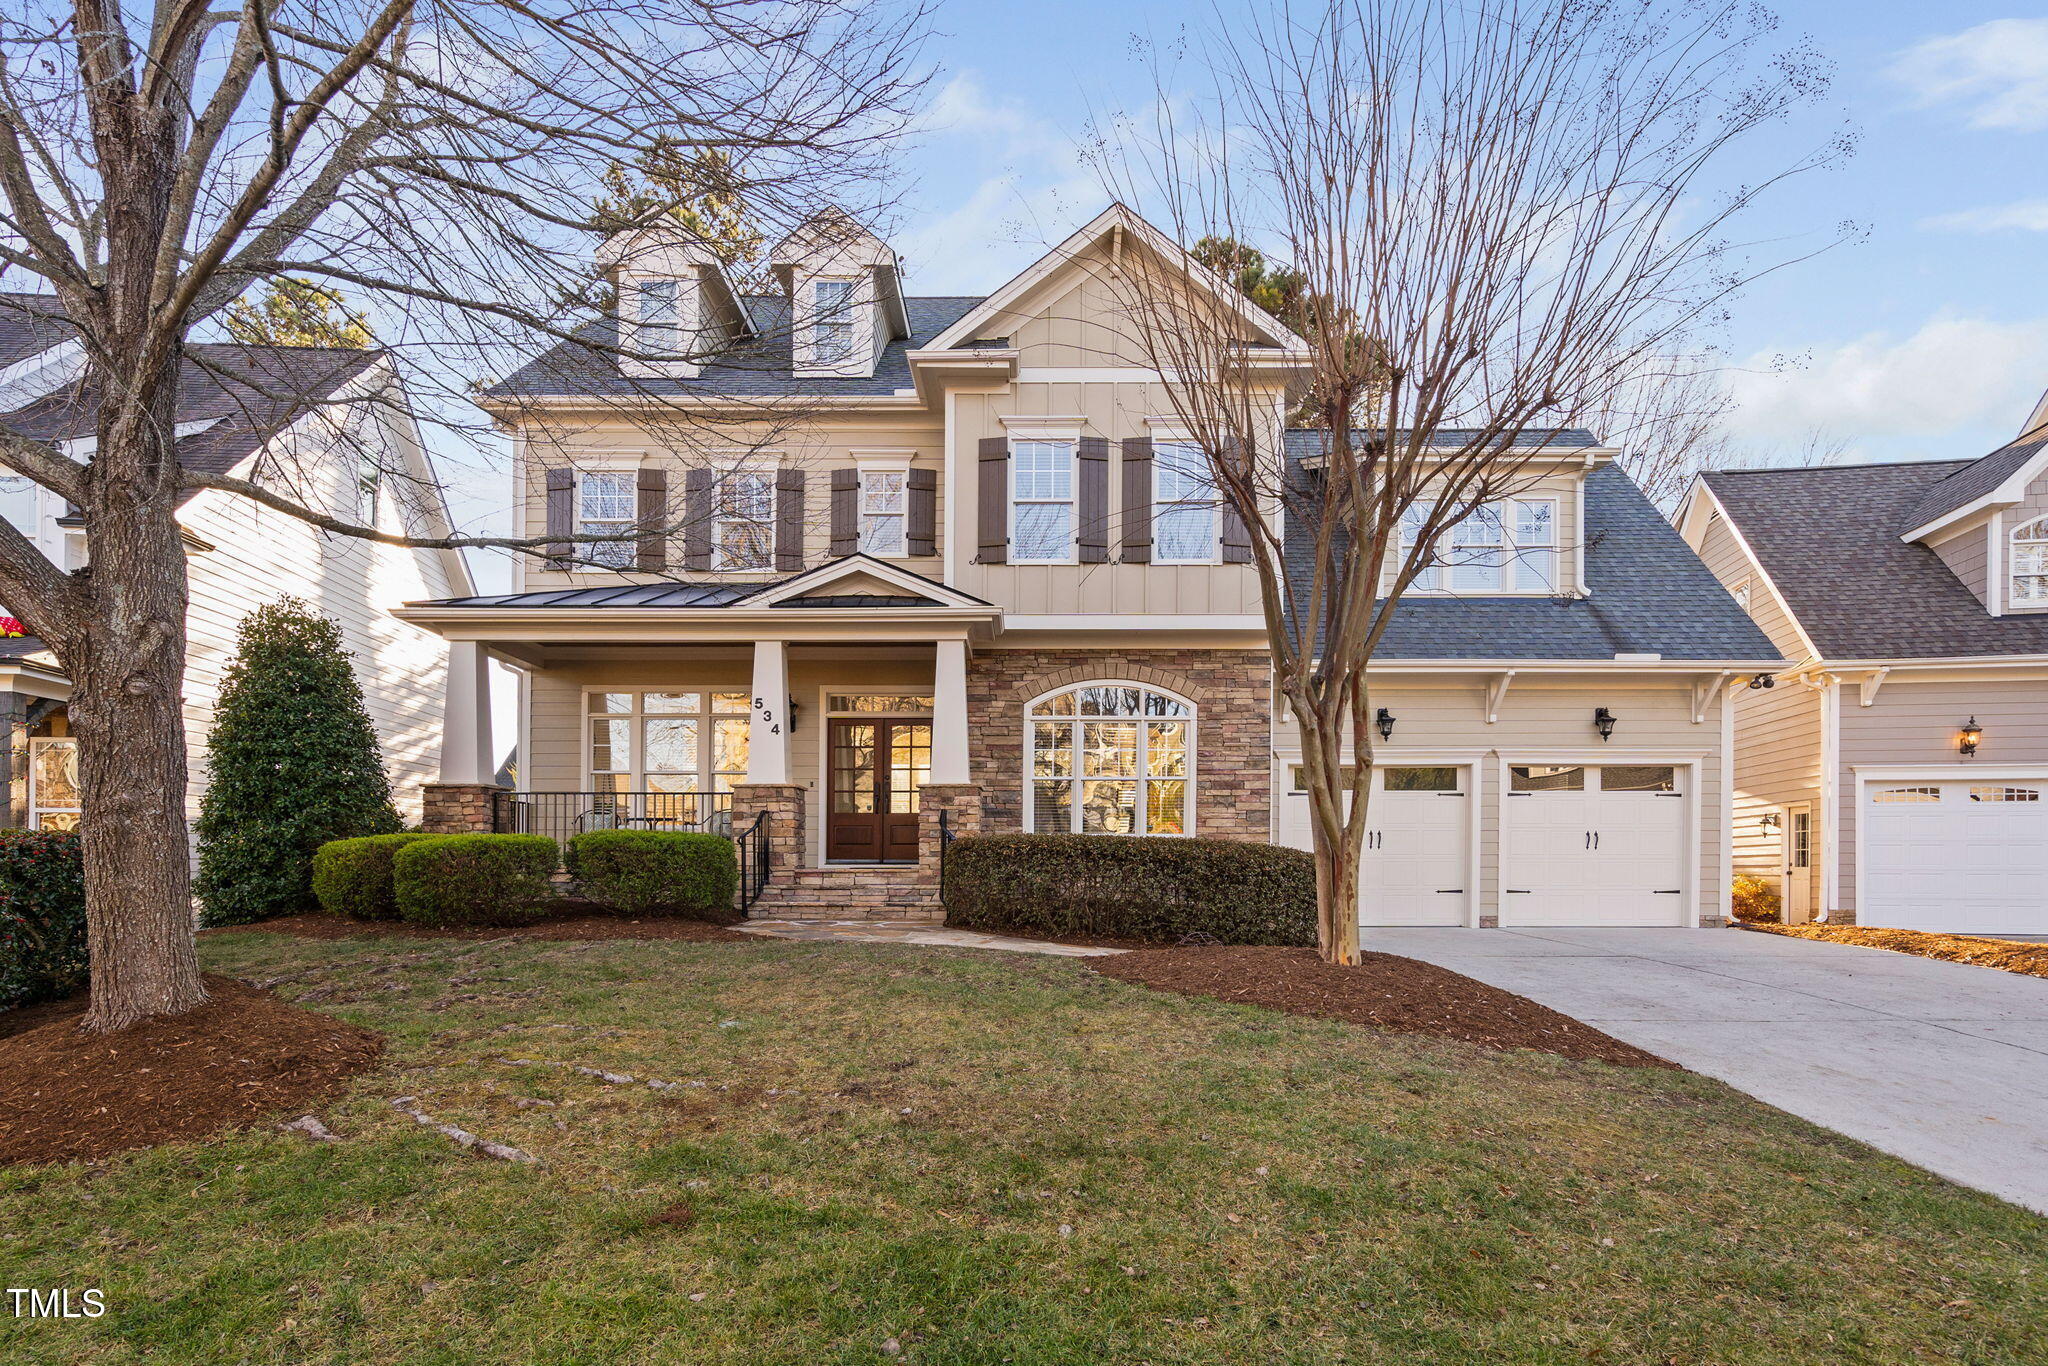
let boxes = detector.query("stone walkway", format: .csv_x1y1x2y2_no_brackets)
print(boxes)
737,919,1124,958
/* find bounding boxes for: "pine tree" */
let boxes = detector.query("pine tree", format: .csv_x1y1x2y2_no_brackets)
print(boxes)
195,599,402,925
222,278,376,349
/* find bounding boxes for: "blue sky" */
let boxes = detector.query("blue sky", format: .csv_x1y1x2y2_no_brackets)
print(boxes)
886,2,2048,468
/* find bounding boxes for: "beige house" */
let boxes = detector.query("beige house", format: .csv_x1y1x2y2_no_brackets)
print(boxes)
1679,400,2048,934
399,204,1779,926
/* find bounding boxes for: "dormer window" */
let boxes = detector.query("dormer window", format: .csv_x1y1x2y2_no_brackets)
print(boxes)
2012,516,2048,604
1400,498,1558,593
812,279,856,366
632,279,684,357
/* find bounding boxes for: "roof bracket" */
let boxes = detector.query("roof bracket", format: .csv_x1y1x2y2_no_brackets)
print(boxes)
1485,670,1516,724
1859,667,1891,708
1691,671,1732,724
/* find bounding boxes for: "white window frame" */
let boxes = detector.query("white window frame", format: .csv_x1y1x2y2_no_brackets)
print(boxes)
714,466,777,571
1023,680,1196,837
576,470,638,570
28,735,81,830
583,689,753,796
1009,438,1078,565
1399,496,1560,594
811,277,856,367
632,278,684,357
1151,440,1219,565
2010,514,2048,606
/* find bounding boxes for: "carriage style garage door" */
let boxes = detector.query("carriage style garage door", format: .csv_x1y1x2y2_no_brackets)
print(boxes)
1275,763,1472,926
1501,763,1690,926
1860,777,2048,935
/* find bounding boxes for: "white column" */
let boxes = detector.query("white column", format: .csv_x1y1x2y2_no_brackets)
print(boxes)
746,640,791,784
931,638,970,785
440,640,495,784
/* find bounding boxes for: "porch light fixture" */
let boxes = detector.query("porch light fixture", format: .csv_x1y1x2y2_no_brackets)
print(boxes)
1959,717,1982,757
788,695,801,735
1759,811,1781,832
1376,707,1397,742
1593,707,1618,742
1747,673,1777,690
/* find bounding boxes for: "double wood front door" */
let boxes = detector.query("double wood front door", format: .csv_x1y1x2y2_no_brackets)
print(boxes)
826,718,931,862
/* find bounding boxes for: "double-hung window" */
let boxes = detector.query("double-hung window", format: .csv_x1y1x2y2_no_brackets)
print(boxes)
1010,440,1075,562
635,279,682,356
716,470,776,570
588,691,750,824
2011,516,2048,605
1398,497,1558,592
859,469,907,556
1153,441,1218,563
577,471,637,569
813,279,855,366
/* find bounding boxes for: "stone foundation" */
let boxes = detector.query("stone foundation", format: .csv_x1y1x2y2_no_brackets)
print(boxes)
422,782,506,834
728,783,806,872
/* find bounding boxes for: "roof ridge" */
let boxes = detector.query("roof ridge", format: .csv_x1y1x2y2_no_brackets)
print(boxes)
1706,457,1973,477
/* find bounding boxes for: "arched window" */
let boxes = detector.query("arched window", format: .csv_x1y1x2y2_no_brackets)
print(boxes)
2012,516,2048,605
1026,682,1193,836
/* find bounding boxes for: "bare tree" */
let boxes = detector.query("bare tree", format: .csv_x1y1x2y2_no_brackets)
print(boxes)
1087,0,1844,964
0,0,930,1029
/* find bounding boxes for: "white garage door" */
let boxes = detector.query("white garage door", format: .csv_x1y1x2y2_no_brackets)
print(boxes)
1861,779,2048,934
1502,764,1689,926
1275,763,1471,925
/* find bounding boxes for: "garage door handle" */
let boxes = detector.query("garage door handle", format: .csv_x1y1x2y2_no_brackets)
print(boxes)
1436,888,1464,894
1506,889,1530,894
1654,889,1682,894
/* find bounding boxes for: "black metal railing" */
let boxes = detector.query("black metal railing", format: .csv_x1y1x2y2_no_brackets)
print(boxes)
493,790,734,846
936,808,954,908
736,811,770,915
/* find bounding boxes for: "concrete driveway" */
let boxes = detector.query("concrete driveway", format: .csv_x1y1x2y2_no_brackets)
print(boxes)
1369,926,2048,1216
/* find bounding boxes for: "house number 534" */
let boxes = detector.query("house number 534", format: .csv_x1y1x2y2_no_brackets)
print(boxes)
753,696,779,735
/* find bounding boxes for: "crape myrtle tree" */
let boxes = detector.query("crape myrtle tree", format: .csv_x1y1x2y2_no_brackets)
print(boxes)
0,0,931,1029
1088,0,1846,964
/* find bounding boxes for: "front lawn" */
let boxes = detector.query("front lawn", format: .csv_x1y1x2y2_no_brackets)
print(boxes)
4,930,2044,1364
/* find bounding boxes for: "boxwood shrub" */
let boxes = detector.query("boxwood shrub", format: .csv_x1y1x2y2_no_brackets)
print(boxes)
0,829,87,1012
942,833,1315,945
566,830,738,918
392,834,558,928
312,833,438,920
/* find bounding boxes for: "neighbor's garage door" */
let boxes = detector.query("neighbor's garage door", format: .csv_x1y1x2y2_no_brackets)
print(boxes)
1861,779,2048,934
1275,763,1471,925
1502,764,1689,926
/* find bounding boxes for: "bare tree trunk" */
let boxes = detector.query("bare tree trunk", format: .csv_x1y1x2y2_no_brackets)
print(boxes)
1293,697,1367,966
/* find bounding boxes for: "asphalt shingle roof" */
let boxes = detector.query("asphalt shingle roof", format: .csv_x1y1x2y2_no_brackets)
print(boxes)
1703,461,2048,660
0,293,77,368
1285,430,1782,661
484,295,984,399
1898,430,2048,532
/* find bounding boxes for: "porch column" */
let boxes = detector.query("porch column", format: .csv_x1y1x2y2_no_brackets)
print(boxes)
439,640,494,784
931,638,970,786
747,639,791,784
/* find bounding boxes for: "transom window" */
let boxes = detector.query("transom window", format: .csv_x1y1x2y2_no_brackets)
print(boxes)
1971,786,2039,803
1873,786,1940,803
577,471,636,569
1028,683,1193,836
813,279,855,365
717,471,775,570
2011,516,2048,604
827,693,934,713
859,469,907,556
588,691,750,801
1153,441,1218,563
634,279,682,355
1400,498,1558,592
1011,440,1075,562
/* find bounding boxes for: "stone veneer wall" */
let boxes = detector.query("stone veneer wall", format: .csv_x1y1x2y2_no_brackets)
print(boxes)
421,782,505,834
966,649,1271,840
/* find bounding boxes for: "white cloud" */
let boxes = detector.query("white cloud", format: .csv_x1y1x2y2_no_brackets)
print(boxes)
1920,198,2048,233
1722,315,2048,457
1887,19,2048,131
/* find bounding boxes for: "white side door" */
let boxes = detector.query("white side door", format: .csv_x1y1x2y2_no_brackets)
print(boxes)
1781,803,1814,923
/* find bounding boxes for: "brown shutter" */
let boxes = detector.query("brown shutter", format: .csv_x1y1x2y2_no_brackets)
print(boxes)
1220,437,1252,563
977,437,1008,564
776,468,806,571
635,466,668,572
906,467,937,557
1077,437,1109,564
683,467,713,571
1119,438,1152,564
544,468,574,569
830,467,859,556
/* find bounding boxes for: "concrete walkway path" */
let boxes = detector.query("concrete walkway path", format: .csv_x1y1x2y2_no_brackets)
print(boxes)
737,919,1125,958
1371,926,2048,1216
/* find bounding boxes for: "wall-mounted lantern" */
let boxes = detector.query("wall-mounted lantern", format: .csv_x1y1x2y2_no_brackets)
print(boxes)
1593,707,1618,742
1759,811,1782,832
788,695,801,735
1960,716,1982,757
1376,707,1397,742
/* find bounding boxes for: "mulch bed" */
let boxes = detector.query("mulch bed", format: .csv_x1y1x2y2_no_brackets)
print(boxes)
1746,922,2048,979
1093,946,1674,1068
210,913,755,944
0,974,384,1166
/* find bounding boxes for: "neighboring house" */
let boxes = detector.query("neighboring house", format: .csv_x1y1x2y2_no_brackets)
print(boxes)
396,204,1779,926
1679,401,2048,935
0,292,474,829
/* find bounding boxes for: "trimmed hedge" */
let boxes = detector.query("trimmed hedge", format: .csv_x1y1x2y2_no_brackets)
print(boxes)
943,833,1315,946
312,833,438,920
0,829,86,1012
392,834,558,928
566,830,738,918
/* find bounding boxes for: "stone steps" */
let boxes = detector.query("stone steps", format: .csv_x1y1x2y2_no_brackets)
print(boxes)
747,864,944,923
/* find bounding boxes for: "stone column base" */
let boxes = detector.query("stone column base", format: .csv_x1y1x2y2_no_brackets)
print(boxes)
421,782,506,834
729,783,807,870
919,784,983,894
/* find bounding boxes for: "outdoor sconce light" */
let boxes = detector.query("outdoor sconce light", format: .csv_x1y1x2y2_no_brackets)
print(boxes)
1960,717,1982,757
1760,811,1782,832
1376,707,1397,741
787,695,801,735
1747,673,1777,690
1593,706,1618,742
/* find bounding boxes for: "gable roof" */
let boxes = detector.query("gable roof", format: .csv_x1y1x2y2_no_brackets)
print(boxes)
0,293,77,367
1702,460,2048,660
1282,430,1780,662
1898,429,2048,534
409,553,996,612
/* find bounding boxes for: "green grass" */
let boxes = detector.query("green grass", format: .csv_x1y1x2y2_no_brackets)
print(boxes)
3,931,2044,1365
